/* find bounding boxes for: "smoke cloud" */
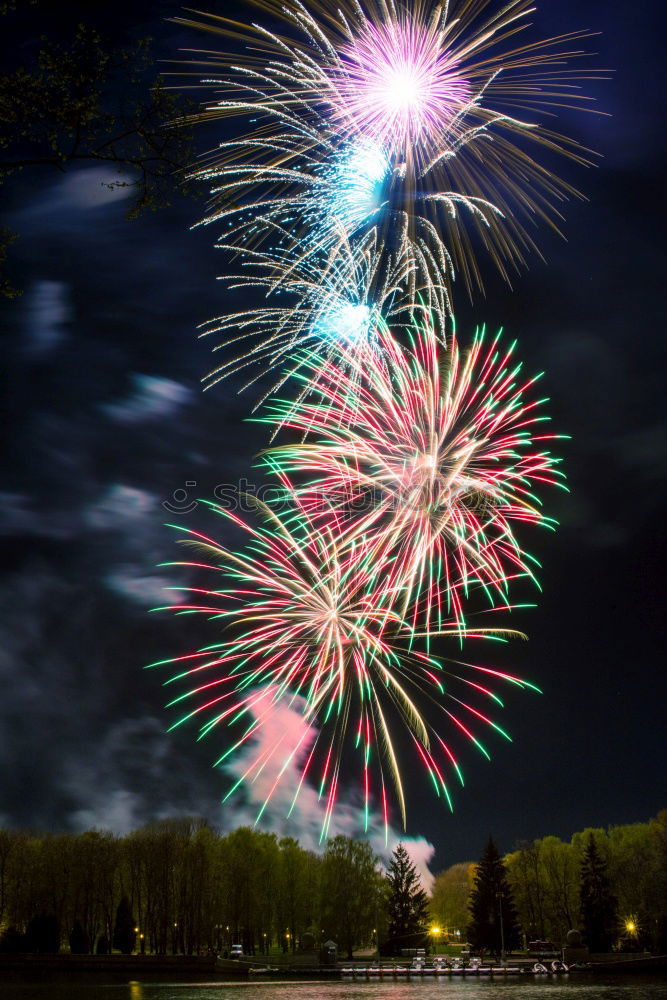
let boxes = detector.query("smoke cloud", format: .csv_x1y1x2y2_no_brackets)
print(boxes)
219,687,435,889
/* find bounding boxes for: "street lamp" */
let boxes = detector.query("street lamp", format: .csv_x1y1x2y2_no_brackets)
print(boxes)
496,893,505,965
429,925,441,955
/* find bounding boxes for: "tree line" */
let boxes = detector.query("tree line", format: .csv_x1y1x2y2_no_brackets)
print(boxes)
1,811,665,959
432,810,667,955
0,819,389,958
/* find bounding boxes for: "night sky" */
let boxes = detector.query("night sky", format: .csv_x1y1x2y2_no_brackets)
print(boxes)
1,0,666,875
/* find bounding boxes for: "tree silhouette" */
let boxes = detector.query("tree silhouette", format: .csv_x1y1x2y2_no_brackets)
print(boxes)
112,896,136,955
579,834,617,952
468,837,520,959
385,842,429,940
25,912,60,953
69,920,89,954
0,925,29,953
96,934,110,955
0,1,195,297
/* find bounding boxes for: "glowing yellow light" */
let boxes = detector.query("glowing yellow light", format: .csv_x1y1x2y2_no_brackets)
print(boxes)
430,925,441,935
626,921,636,933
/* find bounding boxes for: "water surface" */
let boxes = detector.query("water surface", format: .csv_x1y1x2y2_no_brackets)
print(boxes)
2,976,667,1000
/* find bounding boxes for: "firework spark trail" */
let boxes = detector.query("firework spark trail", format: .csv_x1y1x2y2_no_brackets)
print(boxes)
259,320,567,634
149,495,535,833
198,229,437,400
194,124,497,381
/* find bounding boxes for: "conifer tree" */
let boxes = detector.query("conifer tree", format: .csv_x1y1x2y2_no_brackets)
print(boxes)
386,843,429,939
112,896,136,955
579,834,617,952
69,920,89,954
467,837,520,958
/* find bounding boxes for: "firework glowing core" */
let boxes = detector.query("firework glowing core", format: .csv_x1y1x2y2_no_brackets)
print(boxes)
337,20,470,149
316,301,374,343
329,141,390,231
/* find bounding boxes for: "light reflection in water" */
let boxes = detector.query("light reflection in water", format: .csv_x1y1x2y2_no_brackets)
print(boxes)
1,978,667,1000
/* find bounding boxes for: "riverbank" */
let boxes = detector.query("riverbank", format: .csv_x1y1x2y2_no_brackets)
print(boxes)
0,954,219,982
1,952,665,984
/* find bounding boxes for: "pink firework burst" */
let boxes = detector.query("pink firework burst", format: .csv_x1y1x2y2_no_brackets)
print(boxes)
261,319,567,635
335,17,471,151
150,496,531,833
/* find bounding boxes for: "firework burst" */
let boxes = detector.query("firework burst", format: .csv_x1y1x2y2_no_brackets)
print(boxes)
260,320,567,634
176,0,603,301
149,496,534,833
333,14,473,150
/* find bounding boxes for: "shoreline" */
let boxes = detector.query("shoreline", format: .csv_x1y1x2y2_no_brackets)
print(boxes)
1,953,666,985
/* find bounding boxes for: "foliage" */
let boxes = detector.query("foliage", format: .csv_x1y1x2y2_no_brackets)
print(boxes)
467,837,521,957
0,3,195,296
430,861,475,936
506,835,579,946
320,835,383,959
0,227,18,298
506,815,667,952
385,842,429,940
276,837,319,953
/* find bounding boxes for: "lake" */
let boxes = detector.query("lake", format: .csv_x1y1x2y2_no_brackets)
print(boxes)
2,977,667,1000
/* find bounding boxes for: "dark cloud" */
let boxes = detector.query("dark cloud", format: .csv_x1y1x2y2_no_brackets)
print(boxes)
101,375,192,425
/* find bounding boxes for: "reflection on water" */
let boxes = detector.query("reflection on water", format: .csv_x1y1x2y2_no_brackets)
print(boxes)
2,978,667,1000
